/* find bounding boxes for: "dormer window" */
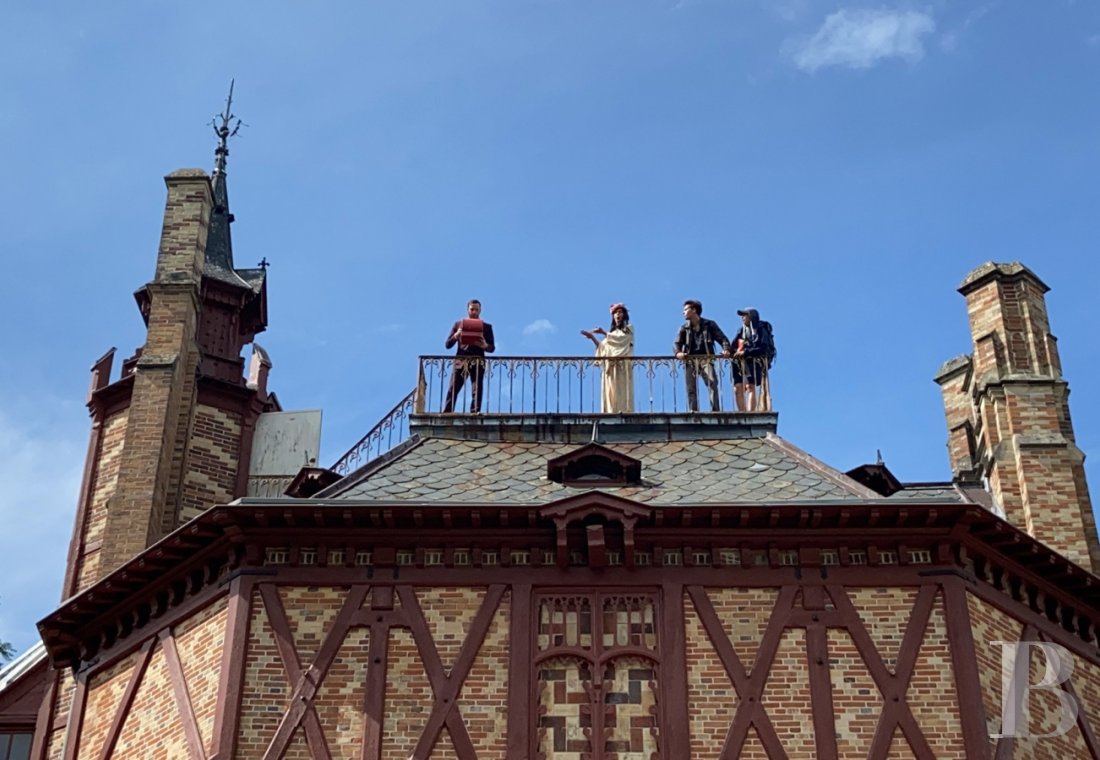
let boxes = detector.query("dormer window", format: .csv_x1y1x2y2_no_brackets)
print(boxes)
546,443,642,487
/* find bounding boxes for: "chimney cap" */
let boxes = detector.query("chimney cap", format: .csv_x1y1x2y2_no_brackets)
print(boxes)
958,261,1049,295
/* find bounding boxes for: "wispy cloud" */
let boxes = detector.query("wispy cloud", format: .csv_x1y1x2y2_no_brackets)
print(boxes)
522,319,557,337
371,323,405,334
941,2,998,52
787,8,936,73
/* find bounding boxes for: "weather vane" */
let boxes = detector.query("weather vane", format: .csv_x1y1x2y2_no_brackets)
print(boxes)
211,79,245,174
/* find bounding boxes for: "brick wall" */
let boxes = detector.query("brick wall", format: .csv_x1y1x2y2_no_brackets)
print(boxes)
941,262,1100,573
75,410,128,590
77,653,138,760
967,591,1100,757
174,597,228,756
178,404,243,524
97,171,211,575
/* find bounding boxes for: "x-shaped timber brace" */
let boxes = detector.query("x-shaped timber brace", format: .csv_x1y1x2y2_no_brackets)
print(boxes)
258,583,507,760
688,582,943,760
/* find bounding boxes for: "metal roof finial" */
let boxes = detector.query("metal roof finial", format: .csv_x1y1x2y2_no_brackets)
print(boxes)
211,79,244,177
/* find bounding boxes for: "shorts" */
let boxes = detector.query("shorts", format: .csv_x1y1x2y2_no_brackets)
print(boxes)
733,359,766,386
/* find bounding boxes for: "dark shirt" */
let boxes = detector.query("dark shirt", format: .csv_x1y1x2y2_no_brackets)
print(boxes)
445,320,496,357
674,318,731,356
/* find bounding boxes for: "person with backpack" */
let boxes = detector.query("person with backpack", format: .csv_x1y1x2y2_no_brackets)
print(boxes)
732,307,775,412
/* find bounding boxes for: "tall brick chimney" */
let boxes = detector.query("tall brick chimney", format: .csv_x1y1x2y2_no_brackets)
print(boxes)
935,262,1100,572
62,156,275,597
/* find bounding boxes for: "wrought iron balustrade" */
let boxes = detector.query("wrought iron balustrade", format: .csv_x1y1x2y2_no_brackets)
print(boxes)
331,389,415,475
415,355,772,415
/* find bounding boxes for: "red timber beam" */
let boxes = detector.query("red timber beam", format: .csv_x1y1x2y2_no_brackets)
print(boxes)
251,582,506,760
660,581,691,759
93,638,156,760
942,576,992,759
506,584,533,760
400,584,507,760
159,629,204,760
826,583,938,758
258,584,371,760
688,584,797,759
211,574,256,760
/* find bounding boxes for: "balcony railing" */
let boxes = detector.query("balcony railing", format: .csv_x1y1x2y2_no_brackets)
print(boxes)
415,355,772,416
331,389,415,475
329,356,773,477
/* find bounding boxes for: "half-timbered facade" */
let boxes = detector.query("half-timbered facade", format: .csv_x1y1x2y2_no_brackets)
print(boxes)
2,138,1099,759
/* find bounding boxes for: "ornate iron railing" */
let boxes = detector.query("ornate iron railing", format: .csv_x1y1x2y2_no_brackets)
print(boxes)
415,355,772,415
330,389,416,475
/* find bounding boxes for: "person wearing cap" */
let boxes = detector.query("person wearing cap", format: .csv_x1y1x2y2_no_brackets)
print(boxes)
732,307,775,412
582,303,635,413
673,299,731,412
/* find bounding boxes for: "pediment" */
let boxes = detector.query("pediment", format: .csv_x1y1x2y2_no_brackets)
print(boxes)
545,442,642,486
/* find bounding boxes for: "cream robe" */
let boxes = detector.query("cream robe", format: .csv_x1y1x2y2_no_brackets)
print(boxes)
596,325,635,413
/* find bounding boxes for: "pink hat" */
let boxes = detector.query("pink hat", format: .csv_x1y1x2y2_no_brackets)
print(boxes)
609,302,627,314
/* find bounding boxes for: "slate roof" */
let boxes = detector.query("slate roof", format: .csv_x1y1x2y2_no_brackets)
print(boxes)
329,433,882,504
889,483,968,501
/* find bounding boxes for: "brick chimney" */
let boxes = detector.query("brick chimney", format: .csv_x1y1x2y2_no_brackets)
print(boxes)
62,165,277,596
96,170,212,575
935,262,1100,572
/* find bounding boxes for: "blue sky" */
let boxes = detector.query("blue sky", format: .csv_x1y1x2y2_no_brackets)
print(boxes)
1,1,1099,653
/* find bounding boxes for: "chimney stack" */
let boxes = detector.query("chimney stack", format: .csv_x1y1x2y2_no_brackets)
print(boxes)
936,262,1099,572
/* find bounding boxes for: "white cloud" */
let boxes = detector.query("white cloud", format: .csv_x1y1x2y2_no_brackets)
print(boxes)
941,2,998,52
1088,33,1100,47
788,8,936,73
522,319,557,337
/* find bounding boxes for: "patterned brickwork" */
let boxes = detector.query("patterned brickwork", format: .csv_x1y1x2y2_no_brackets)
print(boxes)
828,629,881,757
100,172,211,575
457,592,509,759
174,596,228,755
968,592,1027,755
46,670,76,760
684,597,735,760
280,586,351,664
282,728,311,760
1007,639,1092,758
847,587,916,672
429,727,461,759
1075,655,1100,755
537,657,593,759
382,628,434,760
179,403,243,523
760,629,815,757
77,651,137,760
602,657,658,759
76,410,129,590
313,627,370,760
906,595,966,759
707,587,778,671
420,587,486,670
111,647,189,759
951,263,1100,572
237,590,290,758
738,726,769,760
887,729,918,758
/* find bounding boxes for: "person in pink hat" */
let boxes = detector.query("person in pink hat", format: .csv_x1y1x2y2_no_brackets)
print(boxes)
581,303,635,413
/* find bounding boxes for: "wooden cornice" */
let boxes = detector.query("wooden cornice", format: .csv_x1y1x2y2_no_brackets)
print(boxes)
36,497,1100,671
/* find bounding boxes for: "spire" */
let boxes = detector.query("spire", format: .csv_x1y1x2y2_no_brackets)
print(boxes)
204,80,246,284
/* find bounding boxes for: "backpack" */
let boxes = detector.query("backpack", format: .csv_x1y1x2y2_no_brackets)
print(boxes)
759,321,776,368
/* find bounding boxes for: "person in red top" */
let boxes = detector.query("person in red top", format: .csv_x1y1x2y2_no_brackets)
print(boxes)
442,299,496,413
